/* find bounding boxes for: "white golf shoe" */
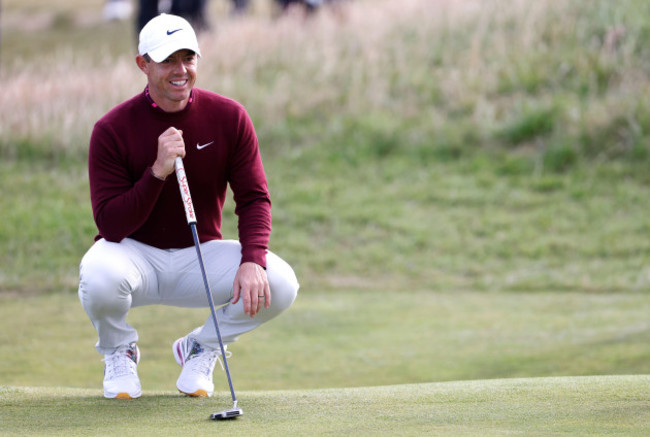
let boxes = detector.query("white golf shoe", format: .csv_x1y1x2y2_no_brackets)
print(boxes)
173,336,229,397
103,342,141,399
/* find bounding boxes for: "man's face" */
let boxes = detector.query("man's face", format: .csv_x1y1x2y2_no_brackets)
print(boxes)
138,49,198,112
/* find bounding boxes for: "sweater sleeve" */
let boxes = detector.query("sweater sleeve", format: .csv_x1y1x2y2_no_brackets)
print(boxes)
89,122,166,242
228,108,272,268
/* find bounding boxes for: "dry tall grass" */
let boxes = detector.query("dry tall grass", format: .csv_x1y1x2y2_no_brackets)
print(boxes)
2,0,649,161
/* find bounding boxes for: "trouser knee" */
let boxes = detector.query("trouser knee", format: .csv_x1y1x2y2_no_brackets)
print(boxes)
78,256,135,314
268,264,299,313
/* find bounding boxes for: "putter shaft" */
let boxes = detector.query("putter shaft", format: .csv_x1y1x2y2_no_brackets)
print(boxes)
174,157,242,417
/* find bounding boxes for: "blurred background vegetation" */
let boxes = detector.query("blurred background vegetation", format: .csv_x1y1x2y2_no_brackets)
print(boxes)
1,0,649,295
1,0,649,395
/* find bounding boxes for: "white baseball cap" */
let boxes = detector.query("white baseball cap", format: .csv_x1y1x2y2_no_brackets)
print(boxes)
138,14,201,63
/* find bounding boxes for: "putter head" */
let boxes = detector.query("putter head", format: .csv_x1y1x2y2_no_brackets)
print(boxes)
209,408,243,421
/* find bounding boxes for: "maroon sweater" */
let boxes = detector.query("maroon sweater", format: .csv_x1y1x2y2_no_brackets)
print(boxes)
88,88,271,267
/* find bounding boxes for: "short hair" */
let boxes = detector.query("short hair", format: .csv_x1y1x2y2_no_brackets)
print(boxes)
142,51,196,63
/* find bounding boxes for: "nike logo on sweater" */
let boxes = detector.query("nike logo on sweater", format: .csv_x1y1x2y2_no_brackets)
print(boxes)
197,141,214,150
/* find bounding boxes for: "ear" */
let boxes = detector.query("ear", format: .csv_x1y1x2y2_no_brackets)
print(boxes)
135,55,149,74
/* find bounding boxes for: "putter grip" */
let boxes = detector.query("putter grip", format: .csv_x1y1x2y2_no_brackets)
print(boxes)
174,156,197,225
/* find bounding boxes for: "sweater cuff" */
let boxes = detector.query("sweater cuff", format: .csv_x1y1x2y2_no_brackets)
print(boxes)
140,166,167,196
241,246,268,269
149,166,167,181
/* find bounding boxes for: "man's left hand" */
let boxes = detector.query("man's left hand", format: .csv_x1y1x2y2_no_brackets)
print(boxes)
232,262,270,317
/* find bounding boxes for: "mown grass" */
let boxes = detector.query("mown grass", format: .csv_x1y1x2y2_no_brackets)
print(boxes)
2,376,649,436
2,291,648,391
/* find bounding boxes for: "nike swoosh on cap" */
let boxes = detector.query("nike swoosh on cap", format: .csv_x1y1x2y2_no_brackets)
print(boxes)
197,141,215,150
167,29,182,35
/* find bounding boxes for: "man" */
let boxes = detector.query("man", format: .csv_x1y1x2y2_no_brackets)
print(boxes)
78,13,299,399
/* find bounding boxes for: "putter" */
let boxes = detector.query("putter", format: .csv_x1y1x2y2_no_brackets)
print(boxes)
174,156,244,421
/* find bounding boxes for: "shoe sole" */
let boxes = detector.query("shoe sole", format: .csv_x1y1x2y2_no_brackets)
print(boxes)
178,388,209,397
104,390,142,399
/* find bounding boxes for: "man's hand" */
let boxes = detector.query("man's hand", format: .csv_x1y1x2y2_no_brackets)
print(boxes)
151,127,186,179
232,262,270,317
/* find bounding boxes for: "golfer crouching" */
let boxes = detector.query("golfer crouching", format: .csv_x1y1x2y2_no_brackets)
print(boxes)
78,13,299,399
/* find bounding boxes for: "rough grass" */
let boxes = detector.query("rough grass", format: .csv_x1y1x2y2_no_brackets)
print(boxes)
3,156,650,294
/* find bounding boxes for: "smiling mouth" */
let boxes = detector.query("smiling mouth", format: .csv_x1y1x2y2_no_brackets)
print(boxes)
170,80,188,86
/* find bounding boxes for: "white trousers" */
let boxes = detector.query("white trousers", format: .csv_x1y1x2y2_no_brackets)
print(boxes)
78,238,299,354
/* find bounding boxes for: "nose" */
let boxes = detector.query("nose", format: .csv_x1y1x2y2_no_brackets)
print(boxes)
172,59,187,75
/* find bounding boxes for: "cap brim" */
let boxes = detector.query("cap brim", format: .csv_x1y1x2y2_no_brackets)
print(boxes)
147,41,201,63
